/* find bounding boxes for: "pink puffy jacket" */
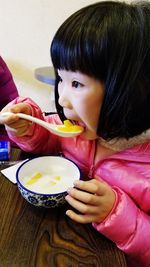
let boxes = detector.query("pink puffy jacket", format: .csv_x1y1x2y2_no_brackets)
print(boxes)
7,97,150,267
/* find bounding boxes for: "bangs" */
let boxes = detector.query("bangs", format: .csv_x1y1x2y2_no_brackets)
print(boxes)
51,35,91,74
50,6,106,79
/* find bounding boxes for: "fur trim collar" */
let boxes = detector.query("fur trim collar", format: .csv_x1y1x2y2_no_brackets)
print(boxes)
99,129,150,152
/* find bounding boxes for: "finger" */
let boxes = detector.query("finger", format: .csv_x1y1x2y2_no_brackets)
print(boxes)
8,119,31,129
65,194,98,214
1,102,31,115
0,103,26,124
5,120,31,136
67,187,101,205
66,209,95,224
5,125,17,133
73,179,106,196
1,115,28,127
8,103,31,115
5,125,29,136
0,112,19,125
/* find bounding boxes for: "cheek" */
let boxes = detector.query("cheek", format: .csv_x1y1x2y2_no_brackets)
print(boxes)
87,96,101,115
75,100,97,128
84,96,102,129
74,100,88,115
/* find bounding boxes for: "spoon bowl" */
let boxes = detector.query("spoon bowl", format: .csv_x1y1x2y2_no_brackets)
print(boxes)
0,112,84,138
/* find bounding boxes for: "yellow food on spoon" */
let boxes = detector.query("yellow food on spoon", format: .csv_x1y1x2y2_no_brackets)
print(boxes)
26,172,43,185
56,120,84,133
64,120,73,127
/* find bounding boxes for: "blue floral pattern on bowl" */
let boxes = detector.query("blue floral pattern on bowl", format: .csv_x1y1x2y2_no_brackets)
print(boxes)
18,184,67,208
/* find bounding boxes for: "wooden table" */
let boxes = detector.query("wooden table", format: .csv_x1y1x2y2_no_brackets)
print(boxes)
0,148,127,267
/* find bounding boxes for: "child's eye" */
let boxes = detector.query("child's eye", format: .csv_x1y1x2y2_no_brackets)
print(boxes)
72,81,83,88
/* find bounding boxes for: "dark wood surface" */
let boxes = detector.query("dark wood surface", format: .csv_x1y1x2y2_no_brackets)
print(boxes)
0,148,127,267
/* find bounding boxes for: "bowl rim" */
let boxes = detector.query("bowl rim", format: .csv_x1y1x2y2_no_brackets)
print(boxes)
16,155,81,196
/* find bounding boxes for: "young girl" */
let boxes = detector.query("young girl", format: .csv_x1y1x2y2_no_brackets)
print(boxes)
0,1,150,266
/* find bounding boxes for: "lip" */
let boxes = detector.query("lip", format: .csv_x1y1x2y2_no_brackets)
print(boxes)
77,121,85,128
69,119,85,128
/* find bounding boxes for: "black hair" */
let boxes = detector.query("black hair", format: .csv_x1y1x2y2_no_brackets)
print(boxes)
50,1,150,140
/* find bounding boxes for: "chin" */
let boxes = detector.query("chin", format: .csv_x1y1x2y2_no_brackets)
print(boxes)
83,130,97,140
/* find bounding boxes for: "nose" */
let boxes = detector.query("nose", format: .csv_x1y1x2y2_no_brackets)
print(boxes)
58,86,72,109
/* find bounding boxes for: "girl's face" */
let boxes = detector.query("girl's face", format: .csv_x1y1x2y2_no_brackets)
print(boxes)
57,70,104,140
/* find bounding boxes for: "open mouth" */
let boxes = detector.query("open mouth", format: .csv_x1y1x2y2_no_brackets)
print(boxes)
56,120,84,134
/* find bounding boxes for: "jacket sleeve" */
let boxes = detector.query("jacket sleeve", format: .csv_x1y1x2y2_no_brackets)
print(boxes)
6,96,60,154
93,186,150,267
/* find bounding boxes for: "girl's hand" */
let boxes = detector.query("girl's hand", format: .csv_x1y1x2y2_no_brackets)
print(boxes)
0,102,32,136
65,178,116,224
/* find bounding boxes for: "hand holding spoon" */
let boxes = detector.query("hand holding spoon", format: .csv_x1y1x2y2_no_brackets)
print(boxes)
0,112,84,138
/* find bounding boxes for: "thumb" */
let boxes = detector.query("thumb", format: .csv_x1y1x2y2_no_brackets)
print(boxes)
8,103,32,115
94,175,104,182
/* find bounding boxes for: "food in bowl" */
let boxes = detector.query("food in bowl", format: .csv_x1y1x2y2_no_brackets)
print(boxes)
16,156,81,208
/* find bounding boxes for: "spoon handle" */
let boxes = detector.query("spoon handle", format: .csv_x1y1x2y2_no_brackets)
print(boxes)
16,113,56,131
0,112,54,131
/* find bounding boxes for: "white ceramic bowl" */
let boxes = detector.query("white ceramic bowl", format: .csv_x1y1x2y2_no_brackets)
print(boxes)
16,156,81,208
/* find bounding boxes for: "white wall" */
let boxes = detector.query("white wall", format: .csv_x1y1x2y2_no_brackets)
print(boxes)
0,0,131,112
